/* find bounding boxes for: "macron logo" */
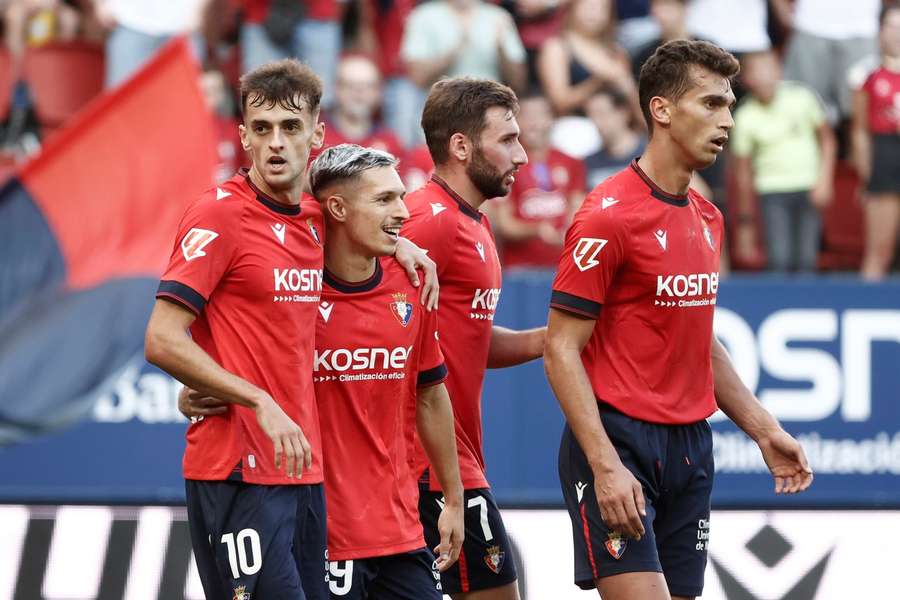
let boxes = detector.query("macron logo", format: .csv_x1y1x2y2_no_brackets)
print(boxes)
318,301,334,322
475,242,485,262
271,223,286,244
654,229,667,250
431,203,446,216
576,481,587,503
601,197,618,210
215,188,230,201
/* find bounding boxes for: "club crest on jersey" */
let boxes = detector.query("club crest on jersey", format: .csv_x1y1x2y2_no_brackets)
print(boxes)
484,545,505,574
703,225,715,251
232,585,251,600
573,237,607,271
307,218,321,245
390,293,413,327
605,532,627,560
181,228,218,261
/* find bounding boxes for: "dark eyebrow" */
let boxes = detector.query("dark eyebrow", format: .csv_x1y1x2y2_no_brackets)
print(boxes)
250,119,271,128
373,189,405,202
701,93,735,108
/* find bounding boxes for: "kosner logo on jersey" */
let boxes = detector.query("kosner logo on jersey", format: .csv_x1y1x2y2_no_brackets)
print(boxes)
314,346,412,372
656,272,719,298
273,268,323,292
472,288,501,311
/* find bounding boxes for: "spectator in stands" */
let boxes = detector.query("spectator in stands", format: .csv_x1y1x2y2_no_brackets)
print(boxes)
229,0,342,106
353,0,422,147
399,143,434,192
851,4,900,281
311,54,403,162
490,92,585,268
95,0,206,88
536,0,639,117
686,0,770,56
631,0,688,81
731,50,836,273
615,0,657,55
401,0,527,94
507,0,570,88
772,0,880,124
4,0,82,66
200,67,244,183
582,86,645,189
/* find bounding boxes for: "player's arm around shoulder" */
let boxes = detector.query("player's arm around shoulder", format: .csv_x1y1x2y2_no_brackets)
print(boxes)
416,381,464,570
711,334,814,494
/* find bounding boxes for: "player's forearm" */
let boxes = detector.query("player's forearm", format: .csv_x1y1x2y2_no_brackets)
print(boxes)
543,341,619,470
487,326,546,368
711,337,781,442
500,57,527,93
816,124,836,187
850,127,871,180
416,383,464,505
145,315,267,411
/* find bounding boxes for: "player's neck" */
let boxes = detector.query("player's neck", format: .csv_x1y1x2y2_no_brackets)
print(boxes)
247,165,301,206
324,231,378,283
638,139,693,196
433,166,487,210
333,110,373,140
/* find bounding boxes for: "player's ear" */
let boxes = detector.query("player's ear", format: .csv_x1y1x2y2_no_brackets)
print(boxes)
325,194,347,222
448,132,469,162
649,96,672,127
238,124,251,151
311,120,325,150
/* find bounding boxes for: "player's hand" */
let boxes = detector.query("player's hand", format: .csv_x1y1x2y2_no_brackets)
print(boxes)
255,395,312,479
593,460,646,540
757,429,814,494
809,180,833,209
177,387,228,420
434,497,464,571
395,236,440,311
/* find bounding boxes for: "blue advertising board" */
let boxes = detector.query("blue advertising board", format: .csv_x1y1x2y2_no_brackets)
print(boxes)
0,274,898,507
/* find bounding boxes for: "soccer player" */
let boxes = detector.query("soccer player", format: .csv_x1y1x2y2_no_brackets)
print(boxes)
307,143,464,599
144,59,435,599
401,77,545,600
543,40,814,600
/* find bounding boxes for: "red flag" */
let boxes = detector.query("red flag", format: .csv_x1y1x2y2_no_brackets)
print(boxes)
21,37,219,290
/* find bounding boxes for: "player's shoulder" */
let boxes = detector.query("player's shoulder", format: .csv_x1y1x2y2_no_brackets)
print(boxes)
182,174,249,224
404,181,461,232
689,189,723,223
579,166,646,216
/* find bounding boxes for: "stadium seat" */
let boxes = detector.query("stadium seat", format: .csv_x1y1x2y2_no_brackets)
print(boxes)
22,42,104,137
0,48,14,123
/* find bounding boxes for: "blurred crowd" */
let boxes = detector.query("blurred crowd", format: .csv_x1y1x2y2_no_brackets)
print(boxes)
1,0,899,278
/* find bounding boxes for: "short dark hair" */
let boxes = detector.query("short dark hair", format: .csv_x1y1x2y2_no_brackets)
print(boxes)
638,39,740,132
421,77,519,165
239,58,323,118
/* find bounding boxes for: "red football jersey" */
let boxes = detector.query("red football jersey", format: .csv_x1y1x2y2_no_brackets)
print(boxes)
401,176,501,491
315,258,446,560
550,161,722,424
310,114,405,164
863,66,900,134
158,170,325,484
500,149,585,268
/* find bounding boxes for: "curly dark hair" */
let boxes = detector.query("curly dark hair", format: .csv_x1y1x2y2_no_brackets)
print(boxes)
239,58,323,118
638,39,740,132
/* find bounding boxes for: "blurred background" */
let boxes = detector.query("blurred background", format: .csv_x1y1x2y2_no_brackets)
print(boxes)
0,0,898,598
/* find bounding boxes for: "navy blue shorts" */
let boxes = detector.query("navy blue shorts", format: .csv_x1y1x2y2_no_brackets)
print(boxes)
558,404,713,598
186,480,328,600
418,484,518,594
327,548,441,599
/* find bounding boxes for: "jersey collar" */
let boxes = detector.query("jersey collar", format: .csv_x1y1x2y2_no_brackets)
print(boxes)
324,258,384,294
430,175,483,222
629,159,690,207
240,168,302,216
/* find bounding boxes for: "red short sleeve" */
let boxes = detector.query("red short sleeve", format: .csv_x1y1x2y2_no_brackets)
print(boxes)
416,303,447,387
400,205,456,278
157,197,240,314
550,205,626,318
